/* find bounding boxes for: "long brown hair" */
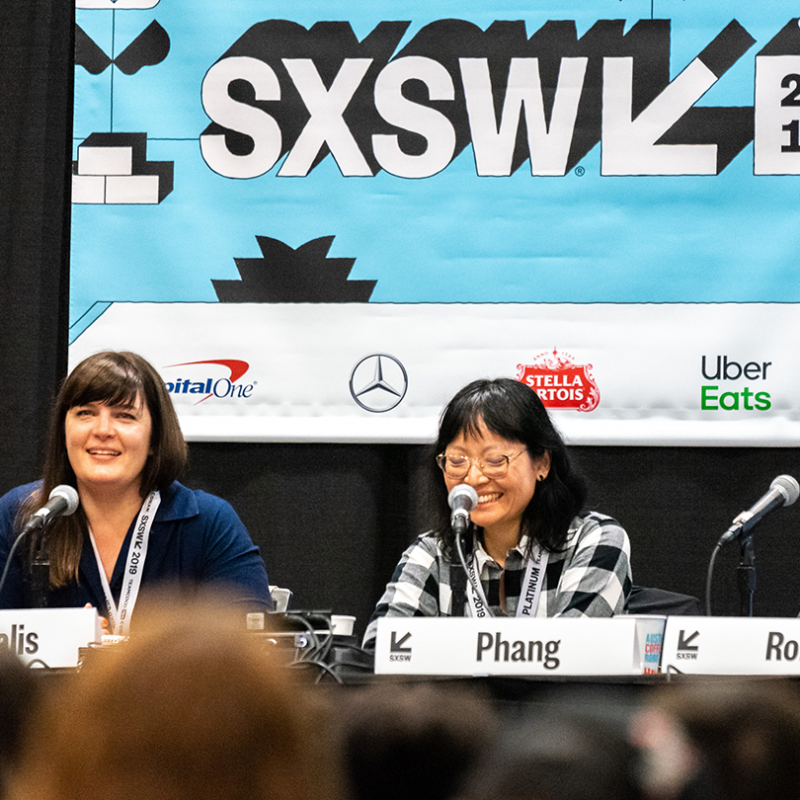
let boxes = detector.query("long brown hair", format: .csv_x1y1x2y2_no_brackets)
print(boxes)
21,351,187,586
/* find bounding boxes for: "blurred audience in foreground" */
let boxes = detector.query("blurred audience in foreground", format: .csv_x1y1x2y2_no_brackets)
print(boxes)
454,704,644,800
631,678,800,800
336,682,499,800
0,650,40,799
6,593,344,800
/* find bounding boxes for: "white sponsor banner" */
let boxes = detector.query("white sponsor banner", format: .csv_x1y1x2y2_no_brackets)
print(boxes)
0,608,103,669
662,616,800,675
70,301,800,445
374,616,665,676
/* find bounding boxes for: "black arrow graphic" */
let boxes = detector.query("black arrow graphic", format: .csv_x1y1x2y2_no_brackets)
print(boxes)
678,630,700,651
390,631,412,652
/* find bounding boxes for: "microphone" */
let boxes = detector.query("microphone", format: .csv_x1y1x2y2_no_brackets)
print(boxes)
23,485,80,533
448,484,478,536
719,474,800,545
0,486,80,604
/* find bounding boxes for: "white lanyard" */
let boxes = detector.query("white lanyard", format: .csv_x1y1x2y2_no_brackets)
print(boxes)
465,540,549,618
89,490,160,636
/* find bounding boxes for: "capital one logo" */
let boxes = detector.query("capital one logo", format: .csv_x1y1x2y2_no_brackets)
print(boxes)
163,359,256,404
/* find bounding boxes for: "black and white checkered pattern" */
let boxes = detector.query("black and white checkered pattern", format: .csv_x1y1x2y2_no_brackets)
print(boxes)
363,512,632,647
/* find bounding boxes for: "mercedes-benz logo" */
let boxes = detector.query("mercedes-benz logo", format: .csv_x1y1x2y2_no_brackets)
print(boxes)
349,354,408,413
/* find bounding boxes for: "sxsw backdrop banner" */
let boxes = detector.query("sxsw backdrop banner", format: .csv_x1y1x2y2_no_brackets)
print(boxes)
69,0,800,445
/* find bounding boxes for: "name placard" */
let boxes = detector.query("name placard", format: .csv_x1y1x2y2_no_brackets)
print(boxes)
374,616,665,676
661,616,800,675
0,608,102,668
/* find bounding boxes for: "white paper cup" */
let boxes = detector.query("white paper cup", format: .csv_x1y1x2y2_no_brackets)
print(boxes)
269,586,292,613
331,615,356,636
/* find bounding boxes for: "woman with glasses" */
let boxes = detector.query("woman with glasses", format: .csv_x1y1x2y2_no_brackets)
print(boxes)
362,378,631,647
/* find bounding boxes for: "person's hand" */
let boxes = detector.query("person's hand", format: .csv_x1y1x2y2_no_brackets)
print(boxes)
83,602,110,631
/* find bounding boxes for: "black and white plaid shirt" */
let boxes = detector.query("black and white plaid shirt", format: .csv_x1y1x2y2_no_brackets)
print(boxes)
363,512,632,647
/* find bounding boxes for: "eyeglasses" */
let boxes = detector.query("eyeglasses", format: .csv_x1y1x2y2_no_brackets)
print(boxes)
436,450,526,480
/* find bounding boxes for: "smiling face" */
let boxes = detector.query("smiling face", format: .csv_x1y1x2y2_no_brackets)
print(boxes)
64,395,153,498
442,418,550,551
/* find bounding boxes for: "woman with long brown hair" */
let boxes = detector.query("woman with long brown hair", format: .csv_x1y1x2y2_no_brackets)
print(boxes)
0,351,271,630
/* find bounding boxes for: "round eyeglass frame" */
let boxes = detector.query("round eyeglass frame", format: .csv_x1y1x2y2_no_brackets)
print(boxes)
436,450,526,480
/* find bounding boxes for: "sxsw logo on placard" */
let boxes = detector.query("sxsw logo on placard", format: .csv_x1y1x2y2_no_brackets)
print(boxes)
516,349,600,412
675,629,700,660
389,631,412,662
162,359,257,405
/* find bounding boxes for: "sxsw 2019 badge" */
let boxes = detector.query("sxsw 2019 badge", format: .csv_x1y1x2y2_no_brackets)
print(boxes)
516,349,600,412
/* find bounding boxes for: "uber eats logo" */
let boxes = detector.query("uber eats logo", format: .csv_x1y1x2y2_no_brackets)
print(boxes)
701,355,772,412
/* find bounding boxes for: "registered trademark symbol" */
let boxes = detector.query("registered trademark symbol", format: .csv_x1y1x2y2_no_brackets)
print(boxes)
574,166,585,176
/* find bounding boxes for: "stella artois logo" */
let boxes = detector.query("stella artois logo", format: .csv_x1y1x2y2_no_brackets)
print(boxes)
516,349,600,412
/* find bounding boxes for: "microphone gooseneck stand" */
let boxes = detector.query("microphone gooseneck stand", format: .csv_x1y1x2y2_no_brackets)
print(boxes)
0,485,81,605
0,528,32,600
0,515,48,602
704,542,721,617
454,522,494,619
0,527,52,609
706,524,757,618
705,474,800,617
449,483,492,616
737,533,756,618
29,535,50,608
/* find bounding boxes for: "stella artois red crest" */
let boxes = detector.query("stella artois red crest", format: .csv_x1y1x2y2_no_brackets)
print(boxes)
516,349,600,412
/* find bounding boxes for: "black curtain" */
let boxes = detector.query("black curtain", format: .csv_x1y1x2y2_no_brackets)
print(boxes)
0,0,74,488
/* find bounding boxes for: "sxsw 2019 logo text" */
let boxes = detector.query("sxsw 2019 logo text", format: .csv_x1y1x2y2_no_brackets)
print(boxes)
201,18,800,179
